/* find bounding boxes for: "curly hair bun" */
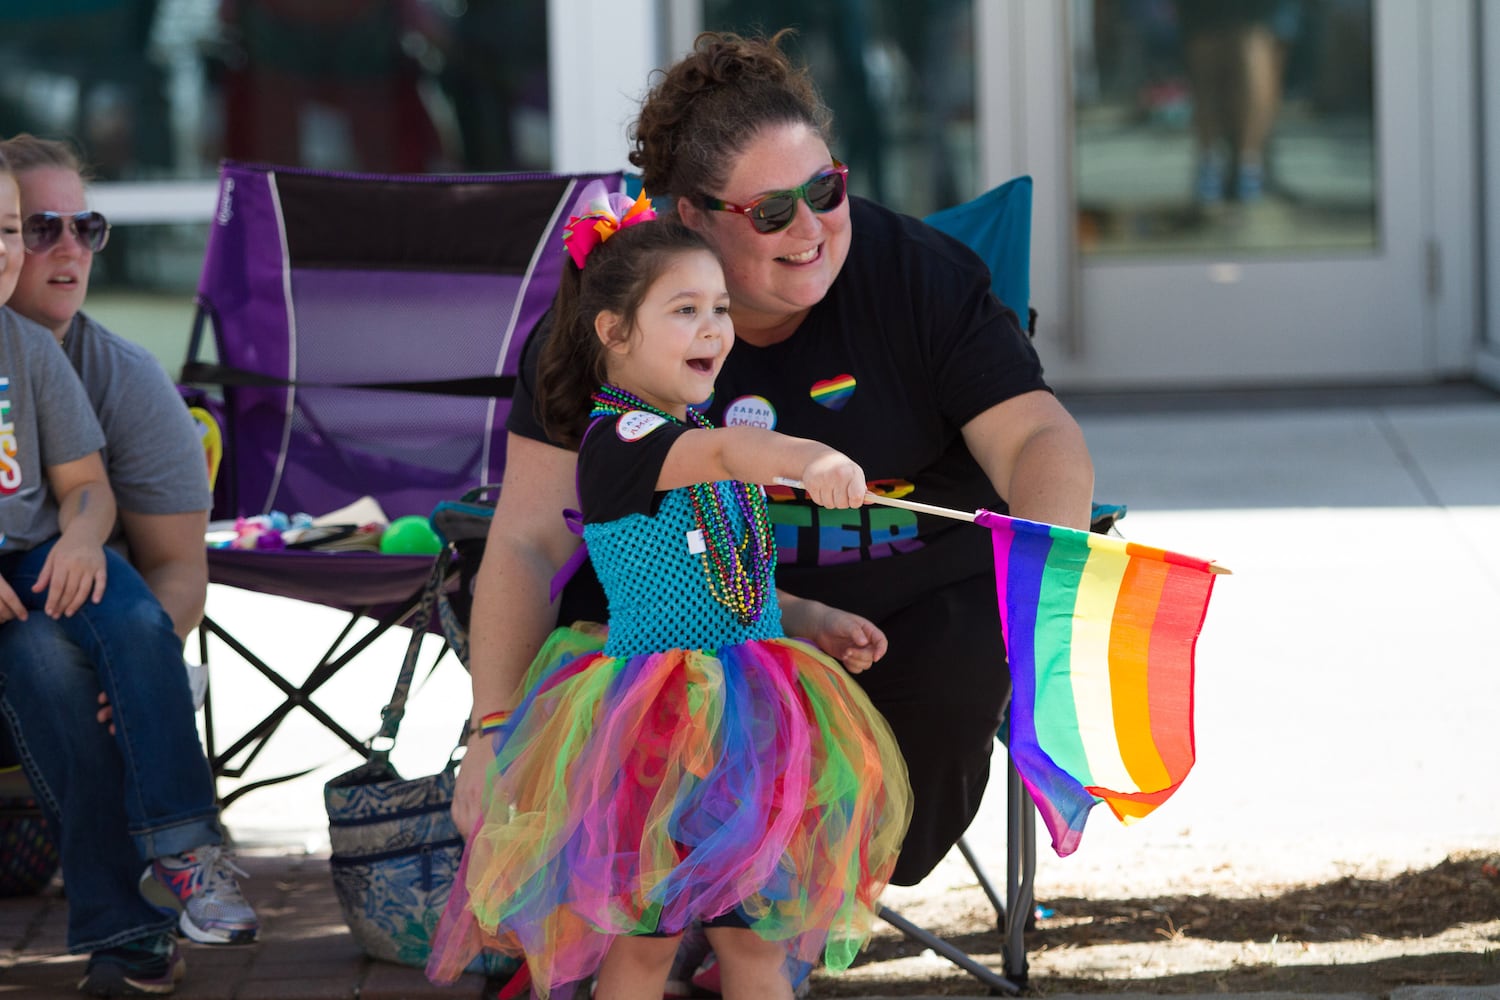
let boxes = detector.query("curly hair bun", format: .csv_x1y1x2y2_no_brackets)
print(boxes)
630,30,831,201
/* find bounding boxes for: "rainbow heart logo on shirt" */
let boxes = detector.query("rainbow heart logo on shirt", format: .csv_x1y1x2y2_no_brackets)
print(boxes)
809,374,856,410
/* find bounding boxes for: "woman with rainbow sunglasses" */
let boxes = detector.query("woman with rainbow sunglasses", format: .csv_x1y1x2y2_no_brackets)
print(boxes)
455,30,1095,995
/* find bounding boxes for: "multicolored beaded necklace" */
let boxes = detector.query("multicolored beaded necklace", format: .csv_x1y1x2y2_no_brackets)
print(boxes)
589,384,774,625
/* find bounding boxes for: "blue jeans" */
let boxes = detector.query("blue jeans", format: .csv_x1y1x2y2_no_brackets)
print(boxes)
0,539,222,952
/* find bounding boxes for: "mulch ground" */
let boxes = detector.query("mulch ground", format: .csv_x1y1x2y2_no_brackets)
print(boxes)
809,852,1500,997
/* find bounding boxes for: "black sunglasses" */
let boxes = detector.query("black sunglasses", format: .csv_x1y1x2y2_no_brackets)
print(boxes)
700,161,849,234
23,211,111,254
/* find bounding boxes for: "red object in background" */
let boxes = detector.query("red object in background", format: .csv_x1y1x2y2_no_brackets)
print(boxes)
217,0,443,173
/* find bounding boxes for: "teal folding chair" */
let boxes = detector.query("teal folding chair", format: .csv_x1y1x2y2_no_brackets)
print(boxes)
869,175,1125,993
840,174,1039,993
927,174,1034,333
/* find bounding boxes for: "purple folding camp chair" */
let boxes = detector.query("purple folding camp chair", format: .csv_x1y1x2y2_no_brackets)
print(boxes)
182,161,623,805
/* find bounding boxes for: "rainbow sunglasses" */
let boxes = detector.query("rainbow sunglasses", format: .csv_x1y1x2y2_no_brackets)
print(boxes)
700,161,849,234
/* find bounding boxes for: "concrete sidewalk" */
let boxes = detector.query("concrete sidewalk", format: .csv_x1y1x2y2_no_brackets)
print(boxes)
4,384,1499,998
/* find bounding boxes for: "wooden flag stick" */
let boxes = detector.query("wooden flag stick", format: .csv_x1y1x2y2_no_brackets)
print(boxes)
771,478,1232,574
858,492,977,522
773,477,976,522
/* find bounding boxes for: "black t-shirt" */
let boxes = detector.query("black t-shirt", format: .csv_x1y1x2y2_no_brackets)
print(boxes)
513,197,1049,623
576,411,690,522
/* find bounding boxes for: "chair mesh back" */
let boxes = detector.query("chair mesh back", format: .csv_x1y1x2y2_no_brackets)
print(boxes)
924,175,1032,324
192,163,622,519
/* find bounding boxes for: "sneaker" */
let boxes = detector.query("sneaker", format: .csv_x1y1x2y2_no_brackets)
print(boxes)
1193,152,1227,204
139,845,259,944
78,934,185,996
1235,162,1266,202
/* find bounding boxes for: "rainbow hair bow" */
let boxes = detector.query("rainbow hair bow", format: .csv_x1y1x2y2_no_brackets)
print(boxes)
562,182,656,268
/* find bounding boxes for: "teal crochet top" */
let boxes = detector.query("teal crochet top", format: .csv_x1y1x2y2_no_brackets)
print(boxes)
583,485,784,659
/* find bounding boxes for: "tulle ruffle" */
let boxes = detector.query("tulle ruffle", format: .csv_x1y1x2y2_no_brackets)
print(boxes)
427,622,910,995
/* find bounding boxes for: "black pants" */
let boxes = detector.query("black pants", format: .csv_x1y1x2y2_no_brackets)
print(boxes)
854,573,1010,887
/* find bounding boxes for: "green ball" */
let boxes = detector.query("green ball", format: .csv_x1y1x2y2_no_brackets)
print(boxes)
379,515,443,555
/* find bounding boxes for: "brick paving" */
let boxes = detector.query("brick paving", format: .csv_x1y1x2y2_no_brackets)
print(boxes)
0,851,489,999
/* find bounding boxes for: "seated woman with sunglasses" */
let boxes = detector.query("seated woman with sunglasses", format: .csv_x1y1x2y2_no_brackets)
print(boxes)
454,29,1094,992
0,134,259,998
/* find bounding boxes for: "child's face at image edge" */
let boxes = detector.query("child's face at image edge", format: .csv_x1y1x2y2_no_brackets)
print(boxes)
600,249,733,417
0,174,22,305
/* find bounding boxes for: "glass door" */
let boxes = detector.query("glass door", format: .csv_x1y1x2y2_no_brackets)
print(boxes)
1006,1,1473,390
1074,0,1375,258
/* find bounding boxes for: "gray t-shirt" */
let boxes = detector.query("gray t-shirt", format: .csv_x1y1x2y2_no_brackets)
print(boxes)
59,311,211,522
0,310,107,553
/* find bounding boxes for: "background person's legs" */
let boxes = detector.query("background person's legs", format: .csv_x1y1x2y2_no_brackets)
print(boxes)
1185,29,1236,202
0,617,175,953
6,542,221,858
1230,22,1286,199
3,541,257,946
1184,18,1286,203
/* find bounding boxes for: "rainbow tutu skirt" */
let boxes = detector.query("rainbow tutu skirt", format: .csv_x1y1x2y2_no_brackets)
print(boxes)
426,622,911,994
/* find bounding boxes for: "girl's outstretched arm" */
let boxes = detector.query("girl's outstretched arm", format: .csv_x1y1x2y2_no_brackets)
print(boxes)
658,426,868,509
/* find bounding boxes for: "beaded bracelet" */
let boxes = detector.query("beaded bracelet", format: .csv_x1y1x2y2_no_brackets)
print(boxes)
478,709,512,735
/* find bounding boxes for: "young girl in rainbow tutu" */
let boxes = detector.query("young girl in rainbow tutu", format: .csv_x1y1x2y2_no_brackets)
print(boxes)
426,185,911,999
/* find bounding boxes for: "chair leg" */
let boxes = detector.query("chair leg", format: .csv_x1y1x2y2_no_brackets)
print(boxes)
877,754,1034,996
877,904,1022,996
1003,756,1035,986
199,613,373,770
197,578,437,806
957,836,1007,931
198,625,216,777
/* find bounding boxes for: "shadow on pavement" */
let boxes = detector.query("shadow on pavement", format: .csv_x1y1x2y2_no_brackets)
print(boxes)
811,852,1500,997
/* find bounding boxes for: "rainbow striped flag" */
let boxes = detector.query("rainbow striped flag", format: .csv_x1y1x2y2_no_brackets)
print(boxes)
974,510,1219,857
